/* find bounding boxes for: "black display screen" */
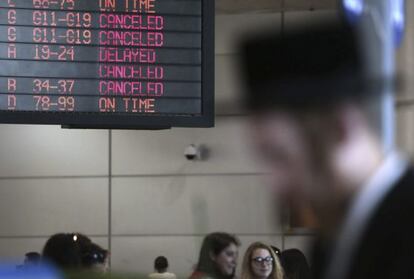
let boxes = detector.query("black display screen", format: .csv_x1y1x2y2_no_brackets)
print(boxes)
0,0,214,129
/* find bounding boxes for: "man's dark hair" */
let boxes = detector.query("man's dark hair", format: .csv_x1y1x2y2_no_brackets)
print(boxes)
42,233,107,270
42,233,88,269
240,17,388,138
240,18,385,112
25,252,41,264
154,256,169,273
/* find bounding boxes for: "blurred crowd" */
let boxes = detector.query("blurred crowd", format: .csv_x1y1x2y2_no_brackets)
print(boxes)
13,231,310,279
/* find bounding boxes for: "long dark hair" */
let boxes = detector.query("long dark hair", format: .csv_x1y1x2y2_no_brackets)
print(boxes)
195,232,240,279
280,249,311,279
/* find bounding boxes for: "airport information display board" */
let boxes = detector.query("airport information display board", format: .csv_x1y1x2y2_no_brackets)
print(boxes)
0,0,214,128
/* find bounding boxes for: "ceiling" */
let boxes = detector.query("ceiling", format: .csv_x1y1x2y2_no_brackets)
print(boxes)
216,0,337,14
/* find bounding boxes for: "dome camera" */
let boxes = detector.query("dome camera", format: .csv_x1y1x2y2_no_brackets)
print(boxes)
184,144,198,160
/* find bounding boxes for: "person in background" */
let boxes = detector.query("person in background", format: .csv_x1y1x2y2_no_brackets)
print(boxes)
240,13,414,279
24,252,42,266
42,233,89,269
42,233,109,273
189,232,240,279
241,242,284,279
280,249,311,279
16,252,41,270
148,256,177,279
270,246,281,259
81,242,109,273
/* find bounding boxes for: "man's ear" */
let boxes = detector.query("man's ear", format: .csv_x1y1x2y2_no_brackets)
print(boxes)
300,109,345,147
334,104,366,144
331,109,349,144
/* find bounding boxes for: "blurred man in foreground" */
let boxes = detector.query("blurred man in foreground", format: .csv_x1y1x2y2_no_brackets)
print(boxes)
240,17,414,279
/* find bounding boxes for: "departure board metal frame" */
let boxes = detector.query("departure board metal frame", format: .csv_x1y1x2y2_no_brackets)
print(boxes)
0,0,214,129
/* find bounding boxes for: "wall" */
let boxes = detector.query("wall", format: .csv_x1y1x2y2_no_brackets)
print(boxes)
4,5,412,277
396,0,414,154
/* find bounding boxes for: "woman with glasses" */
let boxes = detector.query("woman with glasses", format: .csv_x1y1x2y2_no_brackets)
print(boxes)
241,242,284,279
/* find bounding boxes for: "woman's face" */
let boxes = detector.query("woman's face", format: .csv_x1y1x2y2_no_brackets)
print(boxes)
250,248,273,279
212,243,238,276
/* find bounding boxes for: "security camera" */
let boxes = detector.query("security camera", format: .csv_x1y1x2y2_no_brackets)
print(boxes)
184,144,198,160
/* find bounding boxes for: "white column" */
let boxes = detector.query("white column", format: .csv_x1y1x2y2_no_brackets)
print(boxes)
358,0,397,151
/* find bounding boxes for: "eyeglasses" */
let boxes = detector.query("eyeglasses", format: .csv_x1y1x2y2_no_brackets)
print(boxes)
251,256,273,264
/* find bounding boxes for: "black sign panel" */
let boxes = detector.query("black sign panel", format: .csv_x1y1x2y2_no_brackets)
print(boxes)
0,0,214,128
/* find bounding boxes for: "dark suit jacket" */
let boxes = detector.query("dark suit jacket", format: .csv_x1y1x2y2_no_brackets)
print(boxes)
312,168,414,279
